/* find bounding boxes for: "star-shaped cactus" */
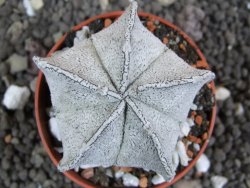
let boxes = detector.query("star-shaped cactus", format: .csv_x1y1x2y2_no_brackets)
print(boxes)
33,1,215,181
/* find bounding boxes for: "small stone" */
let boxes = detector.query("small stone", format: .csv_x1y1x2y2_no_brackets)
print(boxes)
174,180,202,188
81,168,94,179
105,168,113,178
180,121,191,136
177,140,190,166
162,37,169,44
7,22,24,43
99,0,109,10
6,54,28,74
2,85,31,110
29,77,37,92
179,43,187,52
23,0,35,16
151,174,165,185
4,134,12,144
122,173,139,187
115,170,124,179
214,148,226,162
215,87,231,101
235,103,244,116
139,176,148,188
157,0,176,6
119,167,133,173
104,19,112,28
195,154,210,173
53,32,63,43
187,150,194,158
202,132,208,140
172,150,179,168
0,0,5,6
193,143,200,151
211,176,228,188
30,0,44,10
195,115,203,126
49,117,61,141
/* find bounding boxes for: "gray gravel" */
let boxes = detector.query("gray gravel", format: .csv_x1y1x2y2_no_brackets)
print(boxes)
0,0,250,188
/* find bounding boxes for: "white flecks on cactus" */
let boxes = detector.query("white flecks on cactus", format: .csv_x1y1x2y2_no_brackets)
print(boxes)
74,26,90,45
215,86,231,101
176,141,190,166
122,173,139,187
151,174,165,185
2,85,31,110
115,170,125,179
195,154,210,173
33,0,215,181
180,121,191,136
49,118,61,141
211,176,228,188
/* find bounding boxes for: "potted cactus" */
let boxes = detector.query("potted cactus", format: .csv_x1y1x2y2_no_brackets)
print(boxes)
34,1,216,187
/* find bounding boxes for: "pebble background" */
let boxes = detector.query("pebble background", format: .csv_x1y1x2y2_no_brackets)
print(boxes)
0,0,249,188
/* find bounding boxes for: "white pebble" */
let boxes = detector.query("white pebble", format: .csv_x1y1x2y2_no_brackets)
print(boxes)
193,143,200,151
195,154,210,173
2,85,30,110
54,147,63,153
180,121,191,136
29,77,37,92
23,0,35,16
157,0,176,6
74,26,90,45
122,173,139,187
172,150,179,169
187,118,195,127
215,87,231,101
115,170,124,179
105,169,113,178
190,103,198,110
247,2,250,9
235,103,244,116
49,117,61,141
176,140,190,166
211,176,228,188
151,174,165,185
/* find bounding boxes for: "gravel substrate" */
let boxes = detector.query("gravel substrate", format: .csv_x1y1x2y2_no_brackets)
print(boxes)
0,0,250,188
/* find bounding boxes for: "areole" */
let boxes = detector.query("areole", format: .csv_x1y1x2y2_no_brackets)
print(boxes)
35,11,216,188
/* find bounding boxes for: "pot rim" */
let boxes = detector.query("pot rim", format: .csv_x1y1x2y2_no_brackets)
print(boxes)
35,11,216,188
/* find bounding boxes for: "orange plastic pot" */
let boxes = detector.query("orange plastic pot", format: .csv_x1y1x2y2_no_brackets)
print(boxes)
35,11,216,188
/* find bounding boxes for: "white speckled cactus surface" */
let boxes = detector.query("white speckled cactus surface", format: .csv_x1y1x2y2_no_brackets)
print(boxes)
33,0,215,181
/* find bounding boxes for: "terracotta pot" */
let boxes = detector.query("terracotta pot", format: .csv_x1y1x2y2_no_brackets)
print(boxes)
35,11,216,188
